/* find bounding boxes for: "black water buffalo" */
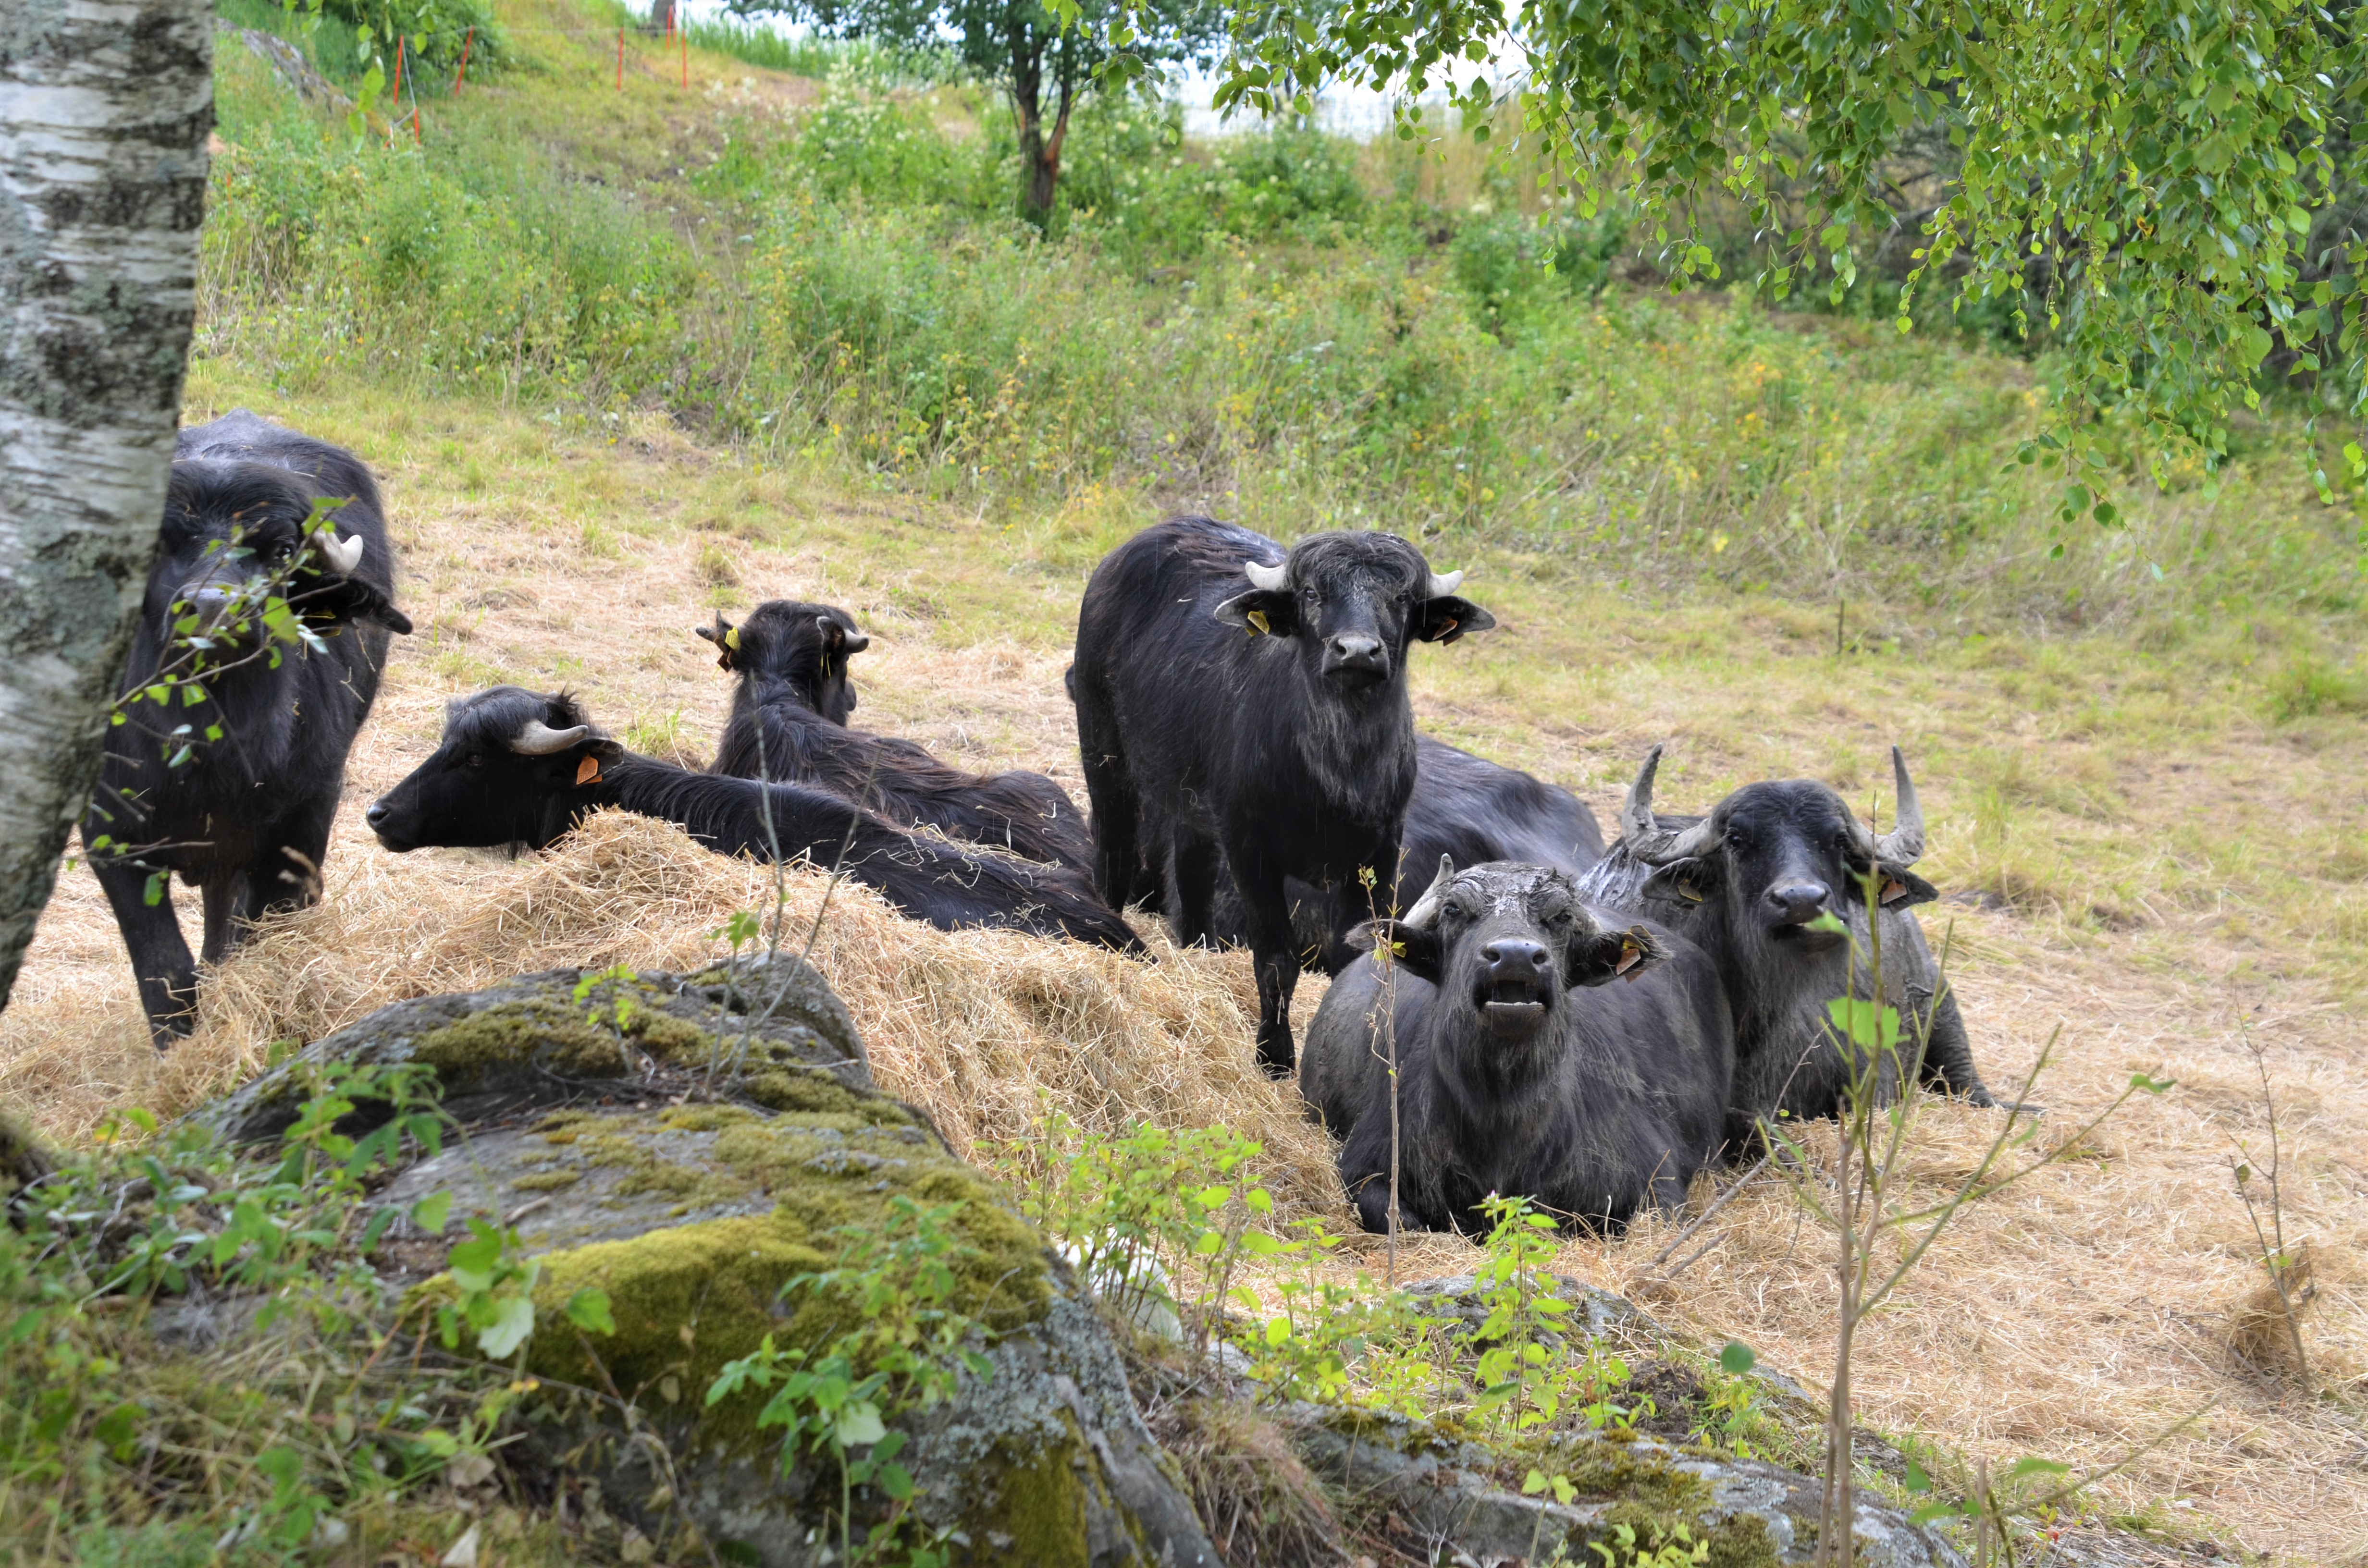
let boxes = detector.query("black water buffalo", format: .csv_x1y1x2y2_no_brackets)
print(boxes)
81,410,412,1044
1577,745,1995,1142
365,687,1139,953
1194,734,1604,967
1300,859,1732,1236
1071,516,1493,1074
699,600,1092,875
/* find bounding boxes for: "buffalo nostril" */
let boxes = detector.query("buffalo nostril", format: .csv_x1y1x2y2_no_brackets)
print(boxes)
365,801,388,828
1329,635,1382,662
1482,941,1551,971
1766,882,1830,921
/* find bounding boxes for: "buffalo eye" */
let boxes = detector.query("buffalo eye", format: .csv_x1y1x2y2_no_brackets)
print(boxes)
461,752,486,770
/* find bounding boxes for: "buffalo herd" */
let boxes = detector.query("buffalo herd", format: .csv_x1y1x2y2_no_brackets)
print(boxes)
83,413,2002,1236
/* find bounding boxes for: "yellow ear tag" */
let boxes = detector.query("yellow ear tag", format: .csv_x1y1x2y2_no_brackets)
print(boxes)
576,755,601,785
724,625,741,650
1246,609,1270,637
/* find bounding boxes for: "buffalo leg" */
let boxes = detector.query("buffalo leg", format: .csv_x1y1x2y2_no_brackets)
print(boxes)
1168,829,1225,948
1224,838,1301,1077
1320,829,1402,975
1911,982,1998,1107
198,873,250,967
89,849,197,1046
1074,706,1142,911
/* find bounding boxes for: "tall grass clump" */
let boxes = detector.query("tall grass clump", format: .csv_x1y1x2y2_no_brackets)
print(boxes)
193,1,2368,633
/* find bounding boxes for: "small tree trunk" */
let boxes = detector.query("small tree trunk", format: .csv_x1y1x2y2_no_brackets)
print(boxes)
0,0,213,1019
645,0,675,37
1009,36,1072,229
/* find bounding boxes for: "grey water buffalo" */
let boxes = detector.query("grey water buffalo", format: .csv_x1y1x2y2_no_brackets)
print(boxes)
1300,858,1732,1236
81,411,412,1044
366,686,1140,953
701,600,1091,875
1071,515,1494,1075
1578,745,1995,1143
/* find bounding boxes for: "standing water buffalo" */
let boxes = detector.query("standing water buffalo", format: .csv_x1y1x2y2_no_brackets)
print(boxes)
1071,516,1494,1074
1300,859,1732,1236
366,687,1140,953
699,600,1093,875
1578,745,1996,1143
82,411,412,1044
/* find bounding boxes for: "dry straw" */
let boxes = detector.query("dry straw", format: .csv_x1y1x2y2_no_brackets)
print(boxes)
3,813,1342,1216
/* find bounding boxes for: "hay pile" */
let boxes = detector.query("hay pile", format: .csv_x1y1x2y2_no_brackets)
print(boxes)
3,812,1343,1214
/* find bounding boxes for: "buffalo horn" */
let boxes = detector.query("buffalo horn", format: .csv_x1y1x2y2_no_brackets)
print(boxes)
1425,569,1464,598
840,626,871,653
1617,744,1718,866
1244,559,1289,592
319,533,365,575
1873,746,1925,864
1401,854,1457,930
510,719,591,755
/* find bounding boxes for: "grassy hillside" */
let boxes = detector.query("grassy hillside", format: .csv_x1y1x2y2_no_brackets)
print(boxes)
2,2,2366,1562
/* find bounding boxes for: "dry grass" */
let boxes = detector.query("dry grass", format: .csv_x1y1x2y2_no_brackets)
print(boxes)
6,377,2368,1563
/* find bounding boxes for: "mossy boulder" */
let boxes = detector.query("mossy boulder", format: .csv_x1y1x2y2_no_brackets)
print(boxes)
189,958,1214,1568
191,955,871,1145
1282,1404,1967,1568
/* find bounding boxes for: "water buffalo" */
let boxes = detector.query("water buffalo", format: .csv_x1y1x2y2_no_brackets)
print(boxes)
1071,516,1493,1074
366,687,1140,953
1300,858,1732,1236
700,600,1091,875
1578,745,1995,1142
81,410,411,1044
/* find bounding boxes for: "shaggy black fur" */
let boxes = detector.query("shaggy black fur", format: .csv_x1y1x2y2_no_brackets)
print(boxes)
1187,733,1604,967
1300,862,1732,1236
366,687,1141,953
1070,516,1493,1075
80,410,411,1044
702,600,1092,874
1578,779,1995,1144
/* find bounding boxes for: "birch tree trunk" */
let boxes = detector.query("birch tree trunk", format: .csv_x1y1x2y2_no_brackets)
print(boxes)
0,0,212,1018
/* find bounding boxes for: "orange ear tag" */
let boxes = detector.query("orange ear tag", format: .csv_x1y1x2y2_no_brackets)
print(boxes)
576,755,601,785
1437,616,1459,640
1881,879,1908,905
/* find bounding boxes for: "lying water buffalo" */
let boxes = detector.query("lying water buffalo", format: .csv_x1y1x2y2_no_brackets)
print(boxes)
701,600,1091,875
1071,516,1493,1075
366,686,1140,953
1579,745,1995,1143
1300,858,1732,1236
82,411,411,1044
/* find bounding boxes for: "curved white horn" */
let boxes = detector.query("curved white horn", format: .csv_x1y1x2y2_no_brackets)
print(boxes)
1400,854,1457,930
1244,559,1288,592
510,720,591,756
1873,746,1926,865
1425,569,1464,598
1617,745,1719,866
319,533,365,575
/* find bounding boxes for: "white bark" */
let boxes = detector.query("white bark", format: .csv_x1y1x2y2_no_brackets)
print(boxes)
0,0,211,1016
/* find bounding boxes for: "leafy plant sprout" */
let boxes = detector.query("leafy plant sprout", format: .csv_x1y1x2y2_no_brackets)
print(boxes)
1755,867,2175,1564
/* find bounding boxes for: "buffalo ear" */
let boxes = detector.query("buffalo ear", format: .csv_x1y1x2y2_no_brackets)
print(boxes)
1877,864,1939,909
1211,589,1300,638
1415,595,1495,644
1567,924,1665,989
304,575,412,635
1351,918,1443,984
1639,856,1719,906
694,619,740,672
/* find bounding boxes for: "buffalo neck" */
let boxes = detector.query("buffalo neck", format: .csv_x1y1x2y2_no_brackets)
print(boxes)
1283,662,1418,817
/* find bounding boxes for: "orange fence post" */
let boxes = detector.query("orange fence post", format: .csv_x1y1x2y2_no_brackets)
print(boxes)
680,23,688,87
453,26,474,93
617,25,624,89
